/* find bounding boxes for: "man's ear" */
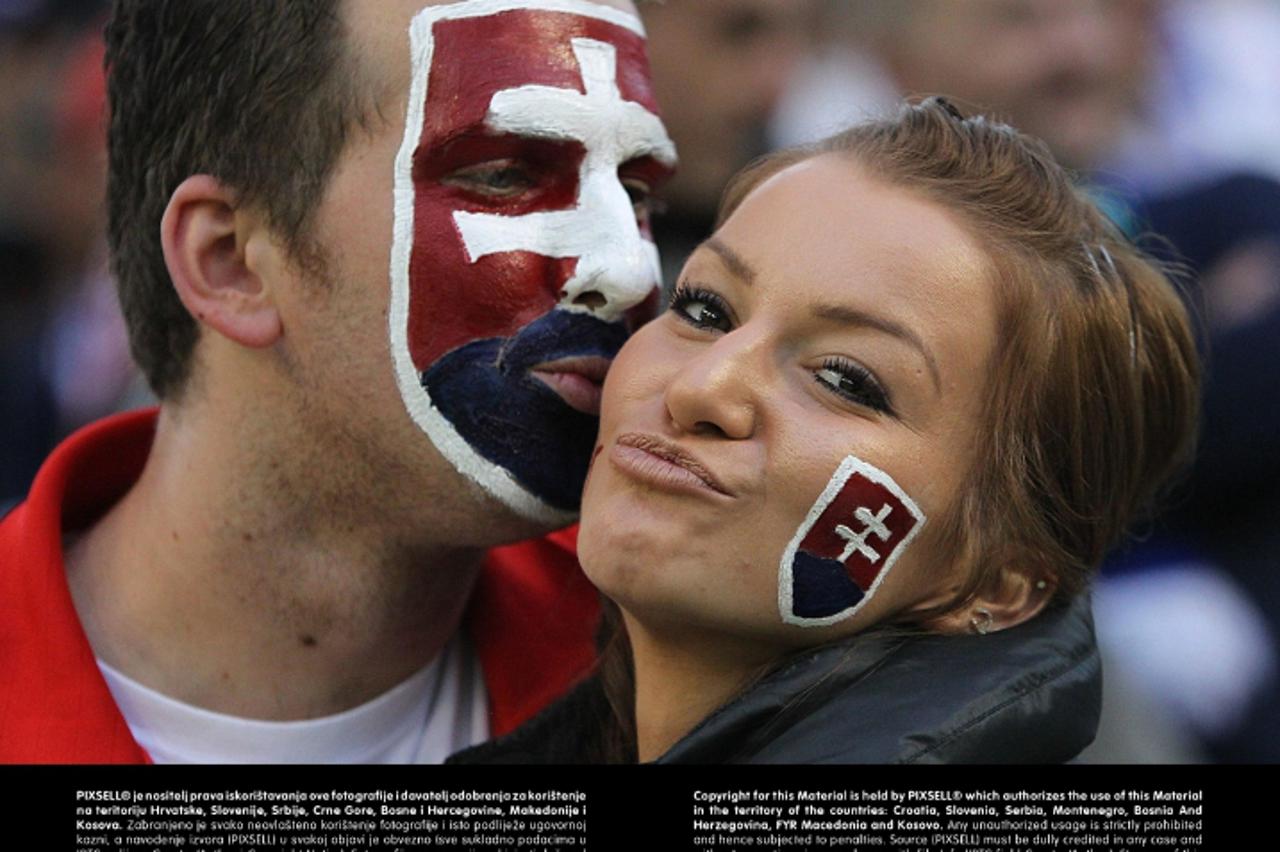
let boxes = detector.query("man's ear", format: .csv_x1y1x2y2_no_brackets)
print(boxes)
926,566,1058,636
160,175,283,349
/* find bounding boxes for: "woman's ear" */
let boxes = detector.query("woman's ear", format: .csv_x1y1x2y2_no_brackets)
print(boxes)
160,175,283,349
927,567,1058,635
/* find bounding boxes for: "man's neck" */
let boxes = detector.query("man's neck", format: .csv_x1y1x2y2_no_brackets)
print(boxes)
66,403,488,721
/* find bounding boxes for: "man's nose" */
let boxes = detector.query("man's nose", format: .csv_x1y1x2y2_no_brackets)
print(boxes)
663,329,764,440
558,170,660,321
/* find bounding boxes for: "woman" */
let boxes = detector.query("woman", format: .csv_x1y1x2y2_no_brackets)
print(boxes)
455,98,1200,764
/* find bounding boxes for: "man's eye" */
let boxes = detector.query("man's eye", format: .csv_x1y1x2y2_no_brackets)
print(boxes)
669,284,733,332
815,358,893,415
622,177,663,227
443,161,535,197
622,178,651,209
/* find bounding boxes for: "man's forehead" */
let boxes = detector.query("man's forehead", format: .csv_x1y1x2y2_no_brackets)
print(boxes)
344,0,643,106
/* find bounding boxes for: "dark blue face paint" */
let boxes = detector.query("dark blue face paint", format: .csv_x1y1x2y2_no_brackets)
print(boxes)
423,309,630,513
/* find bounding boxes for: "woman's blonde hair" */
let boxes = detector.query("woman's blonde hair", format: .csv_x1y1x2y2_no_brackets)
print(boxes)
718,96,1201,607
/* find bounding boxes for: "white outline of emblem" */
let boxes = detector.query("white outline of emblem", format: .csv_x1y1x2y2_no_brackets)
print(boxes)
778,454,927,627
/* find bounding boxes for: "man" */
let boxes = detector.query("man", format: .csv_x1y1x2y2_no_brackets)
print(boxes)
0,0,673,762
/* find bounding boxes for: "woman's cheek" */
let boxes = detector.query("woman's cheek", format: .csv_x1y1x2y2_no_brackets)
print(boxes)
775,453,928,628
611,319,678,384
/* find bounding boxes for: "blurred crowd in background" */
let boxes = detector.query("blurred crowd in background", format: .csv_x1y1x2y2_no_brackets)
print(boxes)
2,0,1277,763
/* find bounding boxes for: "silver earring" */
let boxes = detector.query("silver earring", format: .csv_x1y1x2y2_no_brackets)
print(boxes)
1035,579,1048,590
970,608,994,635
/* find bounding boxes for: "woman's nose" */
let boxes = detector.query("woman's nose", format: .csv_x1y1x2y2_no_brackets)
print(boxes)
663,333,762,440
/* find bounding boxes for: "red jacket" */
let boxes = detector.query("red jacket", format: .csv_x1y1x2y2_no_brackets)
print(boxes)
0,409,599,763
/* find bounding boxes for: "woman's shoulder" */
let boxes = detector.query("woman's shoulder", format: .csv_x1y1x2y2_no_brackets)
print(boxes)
659,593,1101,765
449,594,1101,765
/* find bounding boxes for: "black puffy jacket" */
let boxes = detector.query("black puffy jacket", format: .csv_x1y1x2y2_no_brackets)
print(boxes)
450,594,1101,764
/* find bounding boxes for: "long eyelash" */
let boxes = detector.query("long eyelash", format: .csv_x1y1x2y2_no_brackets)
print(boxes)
667,280,711,307
818,357,894,415
667,282,733,328
660,276,682,308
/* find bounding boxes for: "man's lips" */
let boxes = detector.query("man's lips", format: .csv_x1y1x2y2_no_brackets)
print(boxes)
610,432,733,497
530,355,611,415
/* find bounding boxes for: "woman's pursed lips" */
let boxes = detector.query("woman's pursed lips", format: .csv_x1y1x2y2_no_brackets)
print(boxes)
608,432,736,498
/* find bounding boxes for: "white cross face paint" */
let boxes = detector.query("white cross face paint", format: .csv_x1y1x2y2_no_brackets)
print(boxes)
779,455,926,627
388,0,677,524
453,36,675,318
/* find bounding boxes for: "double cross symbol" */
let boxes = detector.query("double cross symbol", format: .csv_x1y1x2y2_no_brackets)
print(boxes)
834,504,893,564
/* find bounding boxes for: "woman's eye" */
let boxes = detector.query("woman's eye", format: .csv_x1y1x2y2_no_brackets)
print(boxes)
669,286,733,332
815,359,893,414
443,161,535,197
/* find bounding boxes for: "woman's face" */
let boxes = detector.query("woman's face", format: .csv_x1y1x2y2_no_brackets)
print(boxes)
578,155,999,650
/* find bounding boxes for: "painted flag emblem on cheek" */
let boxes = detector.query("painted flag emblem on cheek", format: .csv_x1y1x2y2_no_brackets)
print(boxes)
779,455,926,627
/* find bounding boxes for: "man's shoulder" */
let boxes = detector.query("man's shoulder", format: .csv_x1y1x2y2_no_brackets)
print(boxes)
469,525,599,737
0,411,156,764
0,531,149,762
2,409,156,571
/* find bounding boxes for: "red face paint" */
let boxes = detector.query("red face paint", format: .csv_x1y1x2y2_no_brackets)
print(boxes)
780,455,926,626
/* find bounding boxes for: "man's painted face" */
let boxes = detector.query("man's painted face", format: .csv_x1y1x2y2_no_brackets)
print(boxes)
390,0,676,524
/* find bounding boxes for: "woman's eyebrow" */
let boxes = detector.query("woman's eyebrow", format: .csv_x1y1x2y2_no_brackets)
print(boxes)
811,303,943,396
699,236,756,286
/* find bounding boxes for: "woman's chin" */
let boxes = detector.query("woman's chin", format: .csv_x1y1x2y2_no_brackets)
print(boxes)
579,492,707,576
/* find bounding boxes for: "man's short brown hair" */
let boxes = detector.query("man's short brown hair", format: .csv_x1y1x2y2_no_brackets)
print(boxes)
106,0,371,398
